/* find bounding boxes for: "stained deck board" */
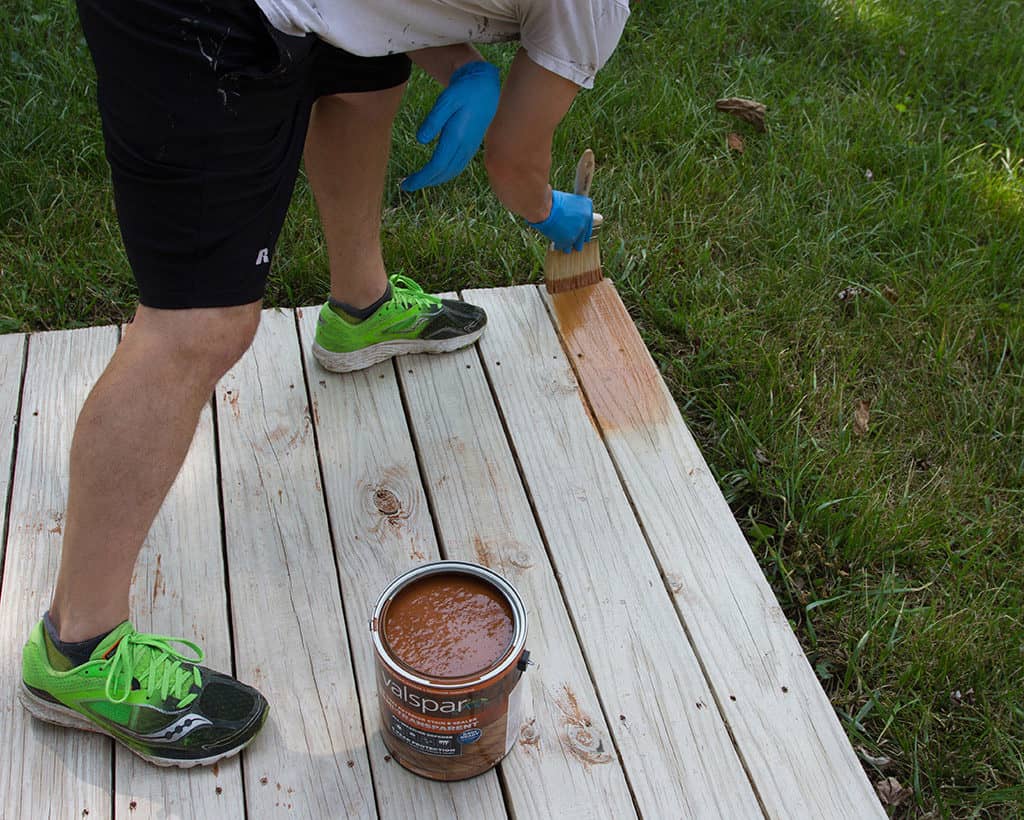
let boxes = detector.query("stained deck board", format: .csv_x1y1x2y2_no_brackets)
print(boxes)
0,284,882,819
0,327,118,819
467,286,763,818
296,303,507,819
543,281,885,818
397,332,638,819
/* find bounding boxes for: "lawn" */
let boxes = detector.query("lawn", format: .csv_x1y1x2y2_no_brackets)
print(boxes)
2,0,1022,815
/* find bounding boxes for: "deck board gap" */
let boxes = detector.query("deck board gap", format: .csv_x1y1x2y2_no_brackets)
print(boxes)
0,334,28,604
537,290,772,817
292,309,382,818
457,295,643,814
494,760,516,820
211,391,240,681
209,387,254,820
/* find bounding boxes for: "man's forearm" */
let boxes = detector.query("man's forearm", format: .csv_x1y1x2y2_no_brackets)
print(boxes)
485,151,553,223
408,44,485,85
484,49,579,221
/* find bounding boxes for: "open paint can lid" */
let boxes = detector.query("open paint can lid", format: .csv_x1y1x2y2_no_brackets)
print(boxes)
370,561,529,690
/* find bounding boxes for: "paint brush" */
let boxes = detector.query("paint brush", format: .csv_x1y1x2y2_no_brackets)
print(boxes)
544,149,604,294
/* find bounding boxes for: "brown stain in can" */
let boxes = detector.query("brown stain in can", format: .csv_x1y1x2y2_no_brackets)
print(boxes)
549,280,671,432
383,573,514,679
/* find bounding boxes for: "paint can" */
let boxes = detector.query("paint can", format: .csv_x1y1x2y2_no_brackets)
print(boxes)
370,560,530,781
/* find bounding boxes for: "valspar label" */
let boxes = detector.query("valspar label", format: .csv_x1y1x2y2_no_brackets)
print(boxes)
370,561,530,781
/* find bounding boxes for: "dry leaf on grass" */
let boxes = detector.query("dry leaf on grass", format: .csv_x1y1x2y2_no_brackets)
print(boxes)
857,746,893,770
882,285,899,303
950,688,975,707
727,132,745,152
875,776,913,807
837,286,862,303
715,97,768,130
854,400,871,436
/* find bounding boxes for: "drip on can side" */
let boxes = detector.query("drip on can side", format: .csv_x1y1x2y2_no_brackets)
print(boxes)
369,560,530,781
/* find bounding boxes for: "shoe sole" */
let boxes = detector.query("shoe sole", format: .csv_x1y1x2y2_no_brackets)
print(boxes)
312,329,484,374
19,684,265,769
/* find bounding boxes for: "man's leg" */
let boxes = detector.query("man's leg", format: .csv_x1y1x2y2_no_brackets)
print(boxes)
305,86,488,373
48,303,261,642
23,300,269,767
304,86,405,309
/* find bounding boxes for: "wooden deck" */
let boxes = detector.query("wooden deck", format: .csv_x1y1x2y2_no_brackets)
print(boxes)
0,282,884,819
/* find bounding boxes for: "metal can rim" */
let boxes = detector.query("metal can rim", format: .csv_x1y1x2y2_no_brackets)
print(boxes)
370,560,528,691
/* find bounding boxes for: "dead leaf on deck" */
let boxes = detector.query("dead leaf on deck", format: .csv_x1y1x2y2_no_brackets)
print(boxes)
727,132,745,152
715,97,767,131
853,400,871,436
875,776,913,807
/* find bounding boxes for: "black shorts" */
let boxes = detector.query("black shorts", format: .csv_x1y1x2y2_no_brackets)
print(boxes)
76,0,411,309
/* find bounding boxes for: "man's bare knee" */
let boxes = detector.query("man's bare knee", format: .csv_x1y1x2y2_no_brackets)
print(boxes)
126,301,262,382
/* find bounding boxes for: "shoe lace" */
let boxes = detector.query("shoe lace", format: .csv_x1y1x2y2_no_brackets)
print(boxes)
388,274,440,312
105,632,204,709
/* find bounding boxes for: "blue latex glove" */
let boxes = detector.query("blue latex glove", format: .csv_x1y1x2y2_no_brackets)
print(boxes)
527,190,594,253
400,61,500,192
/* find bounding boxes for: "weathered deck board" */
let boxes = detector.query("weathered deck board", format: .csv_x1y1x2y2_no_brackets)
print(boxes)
0,333,25,578
0,327,118,819
116,349,244,820
543,280,885,818
215,309,374,818
0,282,882,819
466,287,763,818
296,304,507,819
397,330,638,819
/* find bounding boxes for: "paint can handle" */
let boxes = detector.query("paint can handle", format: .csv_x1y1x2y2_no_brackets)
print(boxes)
517,650,533,672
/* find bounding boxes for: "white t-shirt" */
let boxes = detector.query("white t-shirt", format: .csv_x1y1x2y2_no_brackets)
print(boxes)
254,0,630,88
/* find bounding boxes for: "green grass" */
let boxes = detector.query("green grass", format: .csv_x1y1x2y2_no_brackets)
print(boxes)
3,0,1023,814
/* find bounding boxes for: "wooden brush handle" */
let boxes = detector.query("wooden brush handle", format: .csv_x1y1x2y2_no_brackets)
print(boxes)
574,149,595,198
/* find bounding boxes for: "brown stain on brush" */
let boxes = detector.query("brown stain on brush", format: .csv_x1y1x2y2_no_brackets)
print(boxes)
550,280,671,433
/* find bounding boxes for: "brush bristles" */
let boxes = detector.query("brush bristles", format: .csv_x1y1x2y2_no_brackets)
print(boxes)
544,239,602,294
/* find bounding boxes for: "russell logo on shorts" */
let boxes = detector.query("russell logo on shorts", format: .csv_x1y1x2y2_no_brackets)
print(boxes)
255,248,270,266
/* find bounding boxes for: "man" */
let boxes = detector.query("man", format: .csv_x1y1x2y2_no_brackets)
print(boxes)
20,0,630,766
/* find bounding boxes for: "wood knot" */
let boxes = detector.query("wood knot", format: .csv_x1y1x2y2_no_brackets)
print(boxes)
509,549,535,570
374,488,401,516
519,720,539,746
565,724,612,765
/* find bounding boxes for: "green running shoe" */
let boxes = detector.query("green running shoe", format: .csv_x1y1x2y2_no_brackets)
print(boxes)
20,620,268,768
313,273,487,373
